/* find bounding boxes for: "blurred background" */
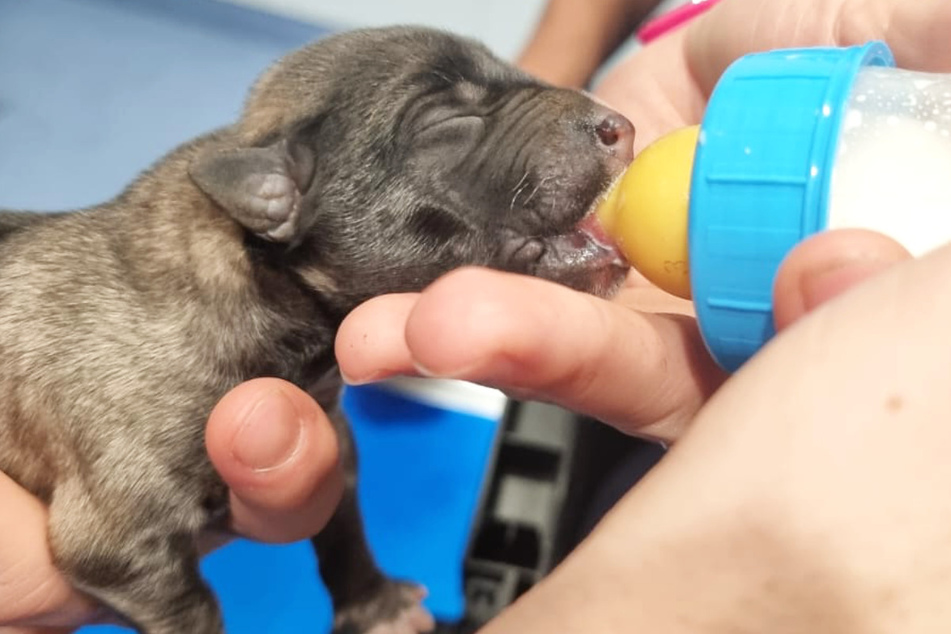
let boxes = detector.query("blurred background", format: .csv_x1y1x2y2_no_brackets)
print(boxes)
0,1,664,632
225,0,548,59
0,0,552,211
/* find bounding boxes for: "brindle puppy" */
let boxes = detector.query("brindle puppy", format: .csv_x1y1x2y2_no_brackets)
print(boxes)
0,26,632,634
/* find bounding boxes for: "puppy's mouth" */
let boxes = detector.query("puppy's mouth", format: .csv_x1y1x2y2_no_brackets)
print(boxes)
503,196,630,296
538,210,625,271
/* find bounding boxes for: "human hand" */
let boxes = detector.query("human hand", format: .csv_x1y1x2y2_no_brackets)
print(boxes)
0,378,342,632
597,0,951,155
337,0,951,442
480,227,951,634
336,223,908,445
334,224,909,445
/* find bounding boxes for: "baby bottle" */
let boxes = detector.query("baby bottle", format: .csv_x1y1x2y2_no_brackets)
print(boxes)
597,41,951,371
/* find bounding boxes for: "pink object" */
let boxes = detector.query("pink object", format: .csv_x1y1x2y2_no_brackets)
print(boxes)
636,0,723,44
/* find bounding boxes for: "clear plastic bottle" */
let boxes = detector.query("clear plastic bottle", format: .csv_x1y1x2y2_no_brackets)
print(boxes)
828,65,951,252
597,42,951,371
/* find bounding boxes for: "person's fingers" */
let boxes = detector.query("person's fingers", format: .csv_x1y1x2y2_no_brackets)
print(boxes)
885,0,951,71
339,267,725,441
335,273,694,384
205,378,343,544
773,229,912,332
595,1,848,150
685,0,951,103
684,0,843,98
336,293,422,386
0,473,100,629
597,0,951,158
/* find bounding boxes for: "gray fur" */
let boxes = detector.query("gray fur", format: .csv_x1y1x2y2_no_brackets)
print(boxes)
0,26,632,633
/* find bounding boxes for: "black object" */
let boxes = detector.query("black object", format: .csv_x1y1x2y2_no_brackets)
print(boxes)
439,400,666,632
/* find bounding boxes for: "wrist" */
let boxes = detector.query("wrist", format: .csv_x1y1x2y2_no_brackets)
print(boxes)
546,461,875,634
478,477,859,634
589,496,853,633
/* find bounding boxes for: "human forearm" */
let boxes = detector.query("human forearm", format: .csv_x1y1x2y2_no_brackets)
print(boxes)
517,0,660,87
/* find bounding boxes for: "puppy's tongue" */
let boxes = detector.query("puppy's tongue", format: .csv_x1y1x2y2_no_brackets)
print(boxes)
576,211,613,246
574,211,626,263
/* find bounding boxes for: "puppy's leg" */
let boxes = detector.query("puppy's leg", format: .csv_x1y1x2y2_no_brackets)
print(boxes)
48,479,223,634
313,407,435,634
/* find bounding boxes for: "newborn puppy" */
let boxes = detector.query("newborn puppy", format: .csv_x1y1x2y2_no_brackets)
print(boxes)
0,26,632,634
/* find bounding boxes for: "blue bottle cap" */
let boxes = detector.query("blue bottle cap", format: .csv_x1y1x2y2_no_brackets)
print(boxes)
688,42,895,372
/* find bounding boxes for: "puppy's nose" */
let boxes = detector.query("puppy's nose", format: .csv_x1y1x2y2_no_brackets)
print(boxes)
594,112,635,163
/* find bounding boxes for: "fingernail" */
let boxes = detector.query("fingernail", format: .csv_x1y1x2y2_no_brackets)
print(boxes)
413,357,525,393
232,388,304,472
340,369,372,386
342,367,420,385
799,256,893,313
412,360,438,378
413,360,471,381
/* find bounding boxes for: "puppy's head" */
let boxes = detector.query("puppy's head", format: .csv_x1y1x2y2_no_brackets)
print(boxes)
189,26,633,308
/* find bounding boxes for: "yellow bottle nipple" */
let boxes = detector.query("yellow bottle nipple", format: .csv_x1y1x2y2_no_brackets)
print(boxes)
597,125,700,299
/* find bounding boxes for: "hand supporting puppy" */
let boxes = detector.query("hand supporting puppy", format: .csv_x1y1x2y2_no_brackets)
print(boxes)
0,379,342,631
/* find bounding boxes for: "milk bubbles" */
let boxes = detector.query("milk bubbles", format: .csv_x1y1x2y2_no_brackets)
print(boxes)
828,67,951,256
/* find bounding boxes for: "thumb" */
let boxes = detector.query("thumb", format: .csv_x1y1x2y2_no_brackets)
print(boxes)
773,229,912,331
205,378,343,544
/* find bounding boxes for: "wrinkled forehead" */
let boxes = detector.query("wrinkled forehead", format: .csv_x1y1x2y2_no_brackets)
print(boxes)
238,27,532,141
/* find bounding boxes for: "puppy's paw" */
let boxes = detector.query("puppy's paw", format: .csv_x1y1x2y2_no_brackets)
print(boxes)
332,581,435,634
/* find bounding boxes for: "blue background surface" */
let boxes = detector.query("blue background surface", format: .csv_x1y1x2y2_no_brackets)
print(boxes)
0,0,500,630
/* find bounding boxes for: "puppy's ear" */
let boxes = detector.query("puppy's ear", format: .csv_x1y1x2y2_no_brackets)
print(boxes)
189,138,315,243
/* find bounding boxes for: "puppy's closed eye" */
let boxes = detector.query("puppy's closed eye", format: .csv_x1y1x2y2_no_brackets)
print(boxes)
410,111,486,175
415,111,486,146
